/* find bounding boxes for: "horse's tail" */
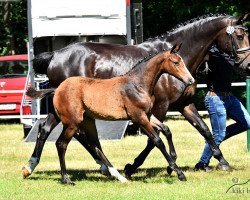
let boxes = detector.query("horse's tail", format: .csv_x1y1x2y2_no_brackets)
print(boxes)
33,52,54,74
26,87,55,99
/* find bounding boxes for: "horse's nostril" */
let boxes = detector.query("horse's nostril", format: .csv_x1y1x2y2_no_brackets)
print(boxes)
188,78,194,85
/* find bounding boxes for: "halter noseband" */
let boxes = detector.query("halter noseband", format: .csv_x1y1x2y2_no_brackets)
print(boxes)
226,24,250,66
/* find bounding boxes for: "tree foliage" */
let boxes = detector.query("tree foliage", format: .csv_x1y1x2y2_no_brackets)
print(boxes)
0,0,27,55
142,0,250,38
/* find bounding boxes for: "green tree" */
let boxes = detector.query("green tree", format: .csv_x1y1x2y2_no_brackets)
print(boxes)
0,0,27,55
143,0,250,39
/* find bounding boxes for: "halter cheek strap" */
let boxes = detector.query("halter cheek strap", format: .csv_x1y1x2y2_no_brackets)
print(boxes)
226,25,250,65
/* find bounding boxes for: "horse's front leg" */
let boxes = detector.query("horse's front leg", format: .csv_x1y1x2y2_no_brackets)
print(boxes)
137,114,186,181
181,103,230,170
81,118,127,183
22,113,59,178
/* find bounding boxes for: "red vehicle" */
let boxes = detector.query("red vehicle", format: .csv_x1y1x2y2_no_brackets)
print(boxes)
0,54,31,115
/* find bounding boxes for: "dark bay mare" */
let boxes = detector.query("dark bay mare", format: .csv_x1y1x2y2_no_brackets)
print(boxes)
28,45,194,184
22,14,250,179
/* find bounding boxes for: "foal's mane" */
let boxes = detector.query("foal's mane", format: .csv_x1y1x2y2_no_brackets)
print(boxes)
121,50,167,76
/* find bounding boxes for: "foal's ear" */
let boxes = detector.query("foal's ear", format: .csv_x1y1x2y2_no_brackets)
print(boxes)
170,43,182,54
236,13,249,25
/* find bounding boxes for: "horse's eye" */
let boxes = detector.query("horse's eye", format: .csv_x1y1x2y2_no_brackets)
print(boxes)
173,61,179,66
237,35,244,41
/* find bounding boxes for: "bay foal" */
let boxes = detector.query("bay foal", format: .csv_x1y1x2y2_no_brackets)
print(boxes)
29,45,194,184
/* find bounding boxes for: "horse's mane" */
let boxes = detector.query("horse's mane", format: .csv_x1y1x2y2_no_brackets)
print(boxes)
145,13,229,42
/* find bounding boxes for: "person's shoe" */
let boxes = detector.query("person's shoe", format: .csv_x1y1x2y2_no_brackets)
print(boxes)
193,162,212,172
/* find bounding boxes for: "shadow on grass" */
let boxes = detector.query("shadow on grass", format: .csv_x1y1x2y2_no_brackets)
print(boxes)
26,165,196,184
26,164,243,184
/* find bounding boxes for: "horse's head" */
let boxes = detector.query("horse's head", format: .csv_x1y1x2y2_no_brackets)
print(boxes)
216,13,250,69
163,44,194,86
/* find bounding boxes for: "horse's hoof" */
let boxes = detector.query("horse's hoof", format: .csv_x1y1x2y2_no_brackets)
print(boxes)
216,163,232,172
178,173,187,181
61,177,75,185
61,180,75,186
167,166,173,175
124,163,134,177
22,166,31,179
118,175,129,183
101,170,111,177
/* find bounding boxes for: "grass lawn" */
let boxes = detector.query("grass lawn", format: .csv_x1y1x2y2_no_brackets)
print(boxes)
0,117,249,200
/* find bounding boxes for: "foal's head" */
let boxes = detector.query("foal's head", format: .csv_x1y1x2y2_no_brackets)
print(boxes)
162,44,194,86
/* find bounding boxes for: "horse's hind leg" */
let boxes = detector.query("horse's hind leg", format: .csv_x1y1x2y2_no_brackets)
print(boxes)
76,119,110,176
181,103,230,170
93,146,128,183
82,118,127,182
22,113,59,178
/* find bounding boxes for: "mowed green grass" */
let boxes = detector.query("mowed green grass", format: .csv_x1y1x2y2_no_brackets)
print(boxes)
0,117,249,200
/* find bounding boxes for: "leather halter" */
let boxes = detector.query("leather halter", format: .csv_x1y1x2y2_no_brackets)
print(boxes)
226,24,250,66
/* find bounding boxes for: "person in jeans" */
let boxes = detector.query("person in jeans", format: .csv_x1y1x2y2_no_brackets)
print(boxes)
194,45,250,171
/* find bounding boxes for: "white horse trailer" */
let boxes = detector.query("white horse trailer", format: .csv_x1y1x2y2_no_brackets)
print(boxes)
25,0,143,140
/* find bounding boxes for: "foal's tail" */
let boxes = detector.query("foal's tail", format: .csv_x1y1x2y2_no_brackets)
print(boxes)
33,52,54,75
26,87,55,99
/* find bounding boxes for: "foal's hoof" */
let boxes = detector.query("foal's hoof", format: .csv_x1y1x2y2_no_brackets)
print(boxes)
178,173,187,182
22,166,31,179
124,164,134,178
216,163,232,172
167,166,173,175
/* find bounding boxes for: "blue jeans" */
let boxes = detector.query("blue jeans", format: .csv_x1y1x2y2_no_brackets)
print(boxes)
199,94,250,165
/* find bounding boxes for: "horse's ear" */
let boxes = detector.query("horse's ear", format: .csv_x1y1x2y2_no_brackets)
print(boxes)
236,13,249,25
170,43,182,54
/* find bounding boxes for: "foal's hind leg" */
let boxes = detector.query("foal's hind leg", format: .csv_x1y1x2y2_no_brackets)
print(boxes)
135,114,186,181
56,124,78,185
81,118,126,182
22,113,59,178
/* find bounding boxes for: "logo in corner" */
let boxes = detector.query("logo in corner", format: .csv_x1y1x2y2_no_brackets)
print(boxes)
226,177,250,194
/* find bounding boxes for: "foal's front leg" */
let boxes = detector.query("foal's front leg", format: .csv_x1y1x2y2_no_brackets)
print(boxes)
124,115,177,177
137,114,186,181
150,115,177,161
